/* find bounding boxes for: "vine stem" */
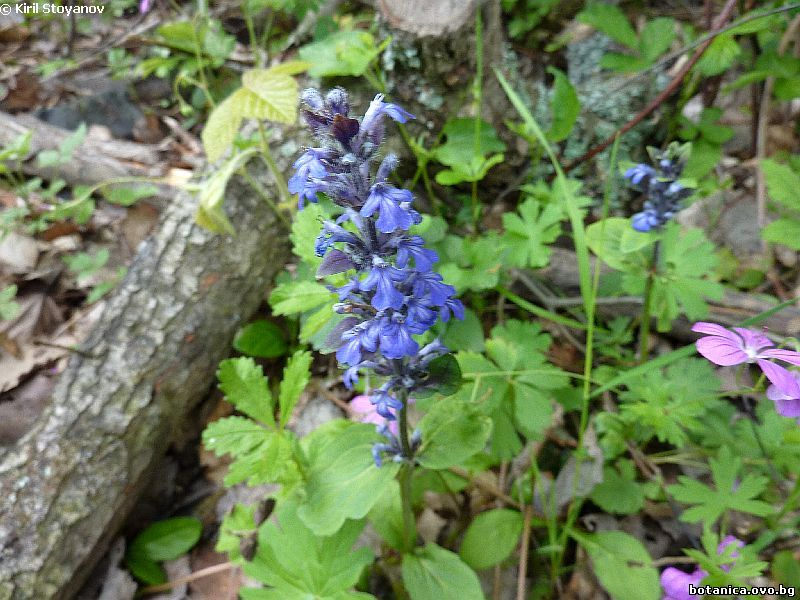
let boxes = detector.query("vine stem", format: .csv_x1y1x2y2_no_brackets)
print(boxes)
561,0,738,175
397,388,417,552
638,240,660,364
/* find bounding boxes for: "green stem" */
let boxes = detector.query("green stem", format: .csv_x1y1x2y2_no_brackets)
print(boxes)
638,240,660,364
257,123,290,206
397,388,417,552
239,168,291,228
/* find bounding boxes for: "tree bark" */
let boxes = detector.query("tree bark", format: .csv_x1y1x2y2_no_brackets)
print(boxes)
0,160,289,599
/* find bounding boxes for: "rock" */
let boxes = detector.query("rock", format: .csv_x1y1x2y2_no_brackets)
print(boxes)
35,82,143,140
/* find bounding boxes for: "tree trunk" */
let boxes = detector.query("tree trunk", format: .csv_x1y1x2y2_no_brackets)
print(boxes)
0,160,289,599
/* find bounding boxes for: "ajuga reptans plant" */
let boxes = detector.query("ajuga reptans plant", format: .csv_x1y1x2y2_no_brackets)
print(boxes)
289,88,464,466
624,142,694,233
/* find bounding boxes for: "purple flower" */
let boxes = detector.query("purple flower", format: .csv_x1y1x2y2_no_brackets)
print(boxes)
395,236,438,272
692,322,800,396
660,536,745,600
139,0,152,13
361,262,407,310
361,93,414,133
717,536,745,572
767,371,800,418
370,387,404,420
351,394,398,434
625,163,656,186
361,184,417,233
288,148,329,208
293,88,463,467
378,316,419,359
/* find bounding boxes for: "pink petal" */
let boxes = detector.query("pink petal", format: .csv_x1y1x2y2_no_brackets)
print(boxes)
776,398,800,418
757,360,800,397
696,337,749,366
767,384,792,402
692,322,742,343
760,348,800,366
733,327,773,352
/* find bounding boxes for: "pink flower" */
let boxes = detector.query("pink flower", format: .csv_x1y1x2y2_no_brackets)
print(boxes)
692,322,800,398
660,536,745,600
660,567,703,600
350,394,398,436
767,371,800,418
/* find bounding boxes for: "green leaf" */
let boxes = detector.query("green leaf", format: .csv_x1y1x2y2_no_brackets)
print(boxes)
761,159,800,211
459,509,524,570
203,418,300,487
616,358,721,448
573,531,660,600
667,446,773,525
126,516,202,582
695,34,741,76
196,147,257,233
649,225,724,331
298,422,399,536
502,197,562,268
299,31,383,77
244,500,374,598
577,3,638,50
546,67,580,142
241,67,299,124
233,320,288,358
638,18,675,62
772,550,800,588
433,118,506,171
217,357,275,427
63,249,110,284
216,503,257,561
291,202,330,266
368,480,405,551
586,217,653,271
512,383,554,440
589,460,644,515
103,184,159,206
202,89,246,163
125,554,165,585
763,219,800,250
441,308,485,352
269,280,336,315
278,351,312,428
0,285,20,321
402,543,484,600
416,396,492,469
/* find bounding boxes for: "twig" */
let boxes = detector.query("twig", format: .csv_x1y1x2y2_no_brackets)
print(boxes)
607,3,800,93
449,467,524,511
562,0,739,175
140,561,235,594
42,14,157,81
755,14,800,251
652,556,700,567
516,505,533,600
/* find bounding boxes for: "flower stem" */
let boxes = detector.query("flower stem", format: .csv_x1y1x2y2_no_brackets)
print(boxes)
638,240,660,363
397,388,416,552
257,123,291,207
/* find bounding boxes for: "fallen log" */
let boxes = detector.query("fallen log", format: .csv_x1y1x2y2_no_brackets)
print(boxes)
0,159,289,599
0,110,168,192
535,247,800,339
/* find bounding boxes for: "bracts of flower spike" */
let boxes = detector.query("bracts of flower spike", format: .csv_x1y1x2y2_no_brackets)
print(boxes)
290,88,465,466
624,142,695,233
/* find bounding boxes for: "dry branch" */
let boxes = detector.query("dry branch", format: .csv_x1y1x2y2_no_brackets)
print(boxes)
537,247,800,340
